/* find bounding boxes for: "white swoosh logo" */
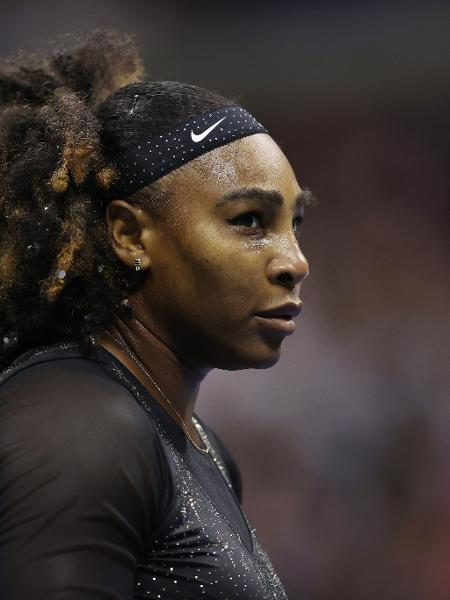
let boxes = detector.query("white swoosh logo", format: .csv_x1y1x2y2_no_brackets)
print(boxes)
191,117,227,142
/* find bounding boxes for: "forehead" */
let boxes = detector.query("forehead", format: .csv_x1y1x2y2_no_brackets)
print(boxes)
164,133,301,210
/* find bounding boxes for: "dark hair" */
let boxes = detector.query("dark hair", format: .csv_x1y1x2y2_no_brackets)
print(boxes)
0,29,239,370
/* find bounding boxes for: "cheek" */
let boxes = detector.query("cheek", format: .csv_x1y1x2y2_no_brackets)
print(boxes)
172,240,259,315
153,216,268,322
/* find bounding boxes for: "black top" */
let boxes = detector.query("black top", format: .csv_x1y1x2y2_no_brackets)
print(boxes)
0,341,288,599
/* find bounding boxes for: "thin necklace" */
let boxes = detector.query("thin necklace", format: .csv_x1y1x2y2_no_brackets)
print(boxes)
99,328,209,454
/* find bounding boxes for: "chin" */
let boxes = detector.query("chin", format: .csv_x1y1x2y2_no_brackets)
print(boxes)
247,349,281,369
215,342,282,371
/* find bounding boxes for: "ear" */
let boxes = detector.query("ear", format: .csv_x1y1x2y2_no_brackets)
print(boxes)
105,199,154,271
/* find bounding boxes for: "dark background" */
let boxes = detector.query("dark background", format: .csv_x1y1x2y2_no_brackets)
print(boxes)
1,1,449,598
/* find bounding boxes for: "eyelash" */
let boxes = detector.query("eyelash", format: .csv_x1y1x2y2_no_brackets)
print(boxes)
229,211,303,235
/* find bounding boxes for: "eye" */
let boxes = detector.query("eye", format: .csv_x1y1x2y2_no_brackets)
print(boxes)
230,211,263,229
293,215,303,233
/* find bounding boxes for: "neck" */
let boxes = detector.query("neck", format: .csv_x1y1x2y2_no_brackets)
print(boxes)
94,305,210,440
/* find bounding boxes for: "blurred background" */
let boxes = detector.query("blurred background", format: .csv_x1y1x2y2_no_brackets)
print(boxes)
1,1,449,598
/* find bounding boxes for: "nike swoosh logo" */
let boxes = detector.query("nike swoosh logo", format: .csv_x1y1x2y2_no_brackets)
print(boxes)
191,117,227,143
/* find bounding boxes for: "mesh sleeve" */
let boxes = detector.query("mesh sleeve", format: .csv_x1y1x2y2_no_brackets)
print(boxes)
0,358,171,599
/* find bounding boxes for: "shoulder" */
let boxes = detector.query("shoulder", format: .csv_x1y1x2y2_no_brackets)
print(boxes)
0,355,166,500
0,355,151,437
196,416,244,504
0,354,174,536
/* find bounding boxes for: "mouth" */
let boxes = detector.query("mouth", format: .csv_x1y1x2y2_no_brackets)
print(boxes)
255,301,303,320
253,314,297,335
253,302,303,335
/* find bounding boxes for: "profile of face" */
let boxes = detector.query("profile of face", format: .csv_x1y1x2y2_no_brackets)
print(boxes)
109,133,309,371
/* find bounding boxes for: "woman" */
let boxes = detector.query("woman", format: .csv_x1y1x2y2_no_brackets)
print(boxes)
0,30,315,599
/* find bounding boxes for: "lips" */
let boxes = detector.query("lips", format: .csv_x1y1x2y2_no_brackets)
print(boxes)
253,302,303,335
254,302,303,320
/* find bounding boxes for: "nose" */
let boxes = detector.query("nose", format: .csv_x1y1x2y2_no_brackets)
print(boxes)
266,236,310,290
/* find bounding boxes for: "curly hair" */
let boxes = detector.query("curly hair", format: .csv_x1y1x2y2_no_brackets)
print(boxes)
0,29,239,370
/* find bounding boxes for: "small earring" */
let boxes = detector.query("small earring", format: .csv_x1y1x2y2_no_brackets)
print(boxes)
134,257,142,271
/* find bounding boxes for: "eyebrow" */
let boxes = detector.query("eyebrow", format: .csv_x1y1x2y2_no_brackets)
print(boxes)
215,186,318,209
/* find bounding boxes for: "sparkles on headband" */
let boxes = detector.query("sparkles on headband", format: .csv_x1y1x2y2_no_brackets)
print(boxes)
102,105,268,199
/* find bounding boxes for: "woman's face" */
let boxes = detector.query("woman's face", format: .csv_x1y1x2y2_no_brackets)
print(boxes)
132,133,309,371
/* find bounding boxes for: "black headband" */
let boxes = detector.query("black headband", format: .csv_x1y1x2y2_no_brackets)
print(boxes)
102,105,268,199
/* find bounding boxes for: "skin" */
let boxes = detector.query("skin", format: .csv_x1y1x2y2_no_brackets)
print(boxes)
95,133,309,446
